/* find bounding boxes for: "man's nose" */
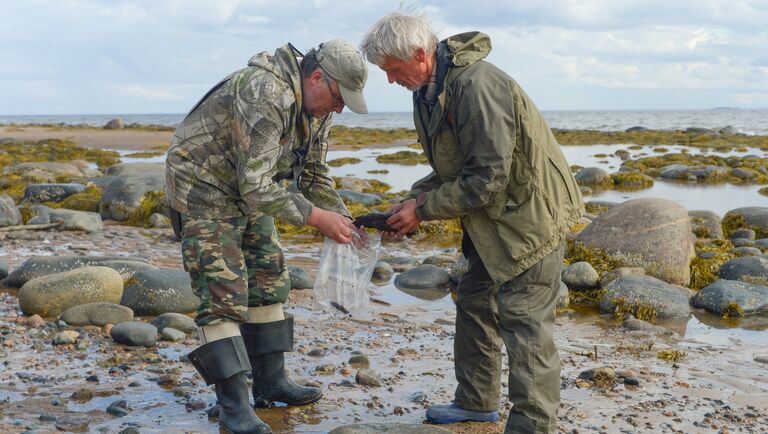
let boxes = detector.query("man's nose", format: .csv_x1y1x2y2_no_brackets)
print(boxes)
386,71,396,84
334,104,344,114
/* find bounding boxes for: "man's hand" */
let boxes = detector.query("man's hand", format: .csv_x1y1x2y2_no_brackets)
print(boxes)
386,199,422,236
307,207,355,244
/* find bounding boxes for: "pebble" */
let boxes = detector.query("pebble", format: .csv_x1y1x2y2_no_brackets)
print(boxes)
307,348,327,357
349,354,371,369
161,327,186,342
25,314,45,328
355,369,382,387
53,330,80,345
55,415,90,431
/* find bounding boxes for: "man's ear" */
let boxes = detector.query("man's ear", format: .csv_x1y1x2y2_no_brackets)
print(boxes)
414,48,426,63
309,69,324,84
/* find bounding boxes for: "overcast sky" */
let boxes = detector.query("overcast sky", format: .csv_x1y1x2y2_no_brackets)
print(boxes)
1,0,766,114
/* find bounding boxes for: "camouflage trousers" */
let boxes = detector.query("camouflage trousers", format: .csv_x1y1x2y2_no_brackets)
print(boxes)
180,213,291,326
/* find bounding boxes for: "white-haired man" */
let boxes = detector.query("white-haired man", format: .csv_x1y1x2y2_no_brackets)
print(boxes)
361,12,583,434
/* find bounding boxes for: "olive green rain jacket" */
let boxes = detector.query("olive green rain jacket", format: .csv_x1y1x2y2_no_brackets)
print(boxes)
410,32,584,284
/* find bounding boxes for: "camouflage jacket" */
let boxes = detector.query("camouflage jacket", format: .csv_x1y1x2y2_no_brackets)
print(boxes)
165,43,348,226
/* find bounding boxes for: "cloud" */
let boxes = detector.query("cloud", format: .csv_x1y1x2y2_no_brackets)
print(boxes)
116,85,184,101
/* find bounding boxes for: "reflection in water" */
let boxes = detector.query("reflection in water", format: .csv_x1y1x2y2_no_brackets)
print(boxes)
394,285,452,301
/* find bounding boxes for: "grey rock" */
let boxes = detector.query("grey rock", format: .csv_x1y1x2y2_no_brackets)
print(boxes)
621,315,669,333
578,367,616,382
689,210,724,239
307,348,327,357
579,186,592,196
0,194,21,227
99,260,158,280
60,302,134,326
372,261,394,281
394,265,451,290
337,177,371,192
104,162,165,177
104,118,124,130
110,321,157,347
0,259,7,280
692,280,768,316
718,256,768,285
733,247,762,256
557,280,569,309
625,126,648,133
755,239,768,249
562,261,599,290
599,267,646,288
6,162,83,179
600,275,691,320
161,327,187,342
49,208,103,233
23,183,85,203
725,207,768,237
574,167,610,185
624,377,641,386
659,164,730,181
348,354,370,369
26,204,52,224
448,255,468,283
732,228,757,241
422,254,458,267
150,312,196,334
120,269,199,315
686,127,713,134
99,172,165,221
149,213,170,228
19,266,124,317
380,255,418,272
355,369,382,387
55,416,90,432
337,190,382,206
329,424,452,434
732,238,755,247
733,168,757,180
408,391,428,403
4,255,150,287
576,198,695,286
720,125,738,135
53,330,80,345
288,265,313,290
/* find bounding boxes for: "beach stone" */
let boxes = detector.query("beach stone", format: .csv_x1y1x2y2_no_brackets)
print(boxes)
19,266,124,317
22,168,57,183
110,321,157,347
99,260,158,279
60,302,134,326
53,330,80,345
104,118,124,130
562,261,599,290
621,315,669,333
99,172,165,221
23,183,85,203
692,280,768,316
557,280,569,308
689,210,724,239
349,354,370,369
26,204,51,224
4,255,151,287
337,190,382,206
732,238,755,247
733,246,762,256
732,228,756,241
55,415,90,432
329,424,452,434
578,367,616,382
575,198,695,286
600,275,691,320
162,327,187,342
599,267,646,288
149,212,171,228
718,256,768,285
660,164,730,181
6,162,84,179
49,208,102,233
574,167,610,185
25,314,45,328
422,254,458,267
120,269,199,315
151,312,196,334
725,207,768,237
0,194,21,227
394,265,451,290
337,177,372,192
355,369,382,387
0,259,7,280
288,265,313,289
104,162,165,177
733,167,757,180
626,126,648,132
756,239,768,249
380,255,418,272
371,261,394,281
448,255,468,282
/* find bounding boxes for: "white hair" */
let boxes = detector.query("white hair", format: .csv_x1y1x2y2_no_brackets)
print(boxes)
360,12,438,66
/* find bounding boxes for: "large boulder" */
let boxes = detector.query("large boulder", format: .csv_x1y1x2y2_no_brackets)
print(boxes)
574,167,610,185
692,280,768,316
4,255,151,287
23,183,86,203
5,162,84,179
337,177,372,193
99,172,165,221
0,194,21,227
19,266,124,317
120,269,199,315
689,210,724,239
600,275,691,320
718,256,768,286
49,208,103,233
575,198,695,286
394,265,451,290
724,207,768,238
103,118,124,130
60,302,134,326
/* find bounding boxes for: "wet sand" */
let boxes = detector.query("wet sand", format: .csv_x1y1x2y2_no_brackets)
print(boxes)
1,225,767,433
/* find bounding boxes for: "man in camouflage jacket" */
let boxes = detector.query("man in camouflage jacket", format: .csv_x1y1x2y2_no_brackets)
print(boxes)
165,39,368,434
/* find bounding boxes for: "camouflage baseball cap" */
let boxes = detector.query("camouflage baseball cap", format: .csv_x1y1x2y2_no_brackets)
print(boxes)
316,39,368,114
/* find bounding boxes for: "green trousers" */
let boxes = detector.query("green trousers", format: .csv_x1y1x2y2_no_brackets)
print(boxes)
454,233,563,434
180,213,291,326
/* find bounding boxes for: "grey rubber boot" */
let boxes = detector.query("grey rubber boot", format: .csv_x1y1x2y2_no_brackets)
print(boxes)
240,314,323,408
187,336,272,434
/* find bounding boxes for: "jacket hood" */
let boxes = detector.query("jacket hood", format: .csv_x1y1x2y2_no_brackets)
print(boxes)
444,31,492,67
247,43,303,102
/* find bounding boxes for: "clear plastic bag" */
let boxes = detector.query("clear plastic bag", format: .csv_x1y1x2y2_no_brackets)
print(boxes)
313,230,380,316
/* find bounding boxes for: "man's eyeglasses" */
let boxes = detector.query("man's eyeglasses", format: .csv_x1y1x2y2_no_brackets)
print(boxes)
323,75,345,108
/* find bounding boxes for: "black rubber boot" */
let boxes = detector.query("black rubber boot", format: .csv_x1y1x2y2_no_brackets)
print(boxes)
187,336,272,434
240,314,323,408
